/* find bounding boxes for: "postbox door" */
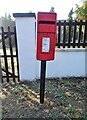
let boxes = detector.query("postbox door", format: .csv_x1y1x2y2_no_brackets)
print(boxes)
36,33,56,60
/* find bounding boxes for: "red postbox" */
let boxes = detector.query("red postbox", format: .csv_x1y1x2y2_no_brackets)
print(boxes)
36,12,57,60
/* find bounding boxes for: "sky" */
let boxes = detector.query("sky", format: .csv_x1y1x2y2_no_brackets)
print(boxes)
0,0,82,20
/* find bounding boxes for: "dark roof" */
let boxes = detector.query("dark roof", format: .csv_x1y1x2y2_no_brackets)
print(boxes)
13,13,36,18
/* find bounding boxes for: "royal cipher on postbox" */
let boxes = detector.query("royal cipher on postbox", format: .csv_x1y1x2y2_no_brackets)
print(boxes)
36,12,57,61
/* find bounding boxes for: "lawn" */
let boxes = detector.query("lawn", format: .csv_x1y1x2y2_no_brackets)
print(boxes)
0,77,86,119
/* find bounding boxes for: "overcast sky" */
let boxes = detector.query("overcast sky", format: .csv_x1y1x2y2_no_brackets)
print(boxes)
0,0,82,19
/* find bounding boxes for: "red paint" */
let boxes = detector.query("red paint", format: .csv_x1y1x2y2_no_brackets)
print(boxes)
36,12,57,60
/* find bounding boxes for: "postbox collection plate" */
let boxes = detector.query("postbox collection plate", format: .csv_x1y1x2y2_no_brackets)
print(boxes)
42,37,50,53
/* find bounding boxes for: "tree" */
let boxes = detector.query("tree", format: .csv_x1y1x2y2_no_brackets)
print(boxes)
67,8,74,42
68,8,74,21
2,13,12,20
5,12,7,19
8,13,11,20
75,0,87,42
75,0,87,21
50,7,55,12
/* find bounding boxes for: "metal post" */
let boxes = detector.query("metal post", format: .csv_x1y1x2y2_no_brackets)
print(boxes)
40,60,46,103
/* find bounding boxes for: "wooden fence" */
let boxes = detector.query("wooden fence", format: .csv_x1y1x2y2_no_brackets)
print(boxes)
0,26,19,83
56,20,87,48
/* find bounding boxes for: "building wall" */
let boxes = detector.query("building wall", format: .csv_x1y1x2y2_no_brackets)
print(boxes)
36,48,86,79
18,46,86,81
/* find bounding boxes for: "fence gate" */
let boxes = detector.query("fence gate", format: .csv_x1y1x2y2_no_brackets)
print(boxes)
0,26,20,83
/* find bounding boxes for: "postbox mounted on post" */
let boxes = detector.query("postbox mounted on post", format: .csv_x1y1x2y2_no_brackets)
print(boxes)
36,12,57,60
36,12,57,103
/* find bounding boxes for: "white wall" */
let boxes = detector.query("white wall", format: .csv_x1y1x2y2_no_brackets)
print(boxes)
36,48,86,79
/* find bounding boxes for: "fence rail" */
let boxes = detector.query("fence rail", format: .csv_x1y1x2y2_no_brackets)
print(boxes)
0,26,19,83
56,20,87,48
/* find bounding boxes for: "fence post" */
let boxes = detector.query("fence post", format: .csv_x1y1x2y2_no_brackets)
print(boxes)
0,59,2,83
1,27,9,82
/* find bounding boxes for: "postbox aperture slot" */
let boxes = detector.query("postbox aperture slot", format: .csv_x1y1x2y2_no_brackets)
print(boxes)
38,21,55,24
